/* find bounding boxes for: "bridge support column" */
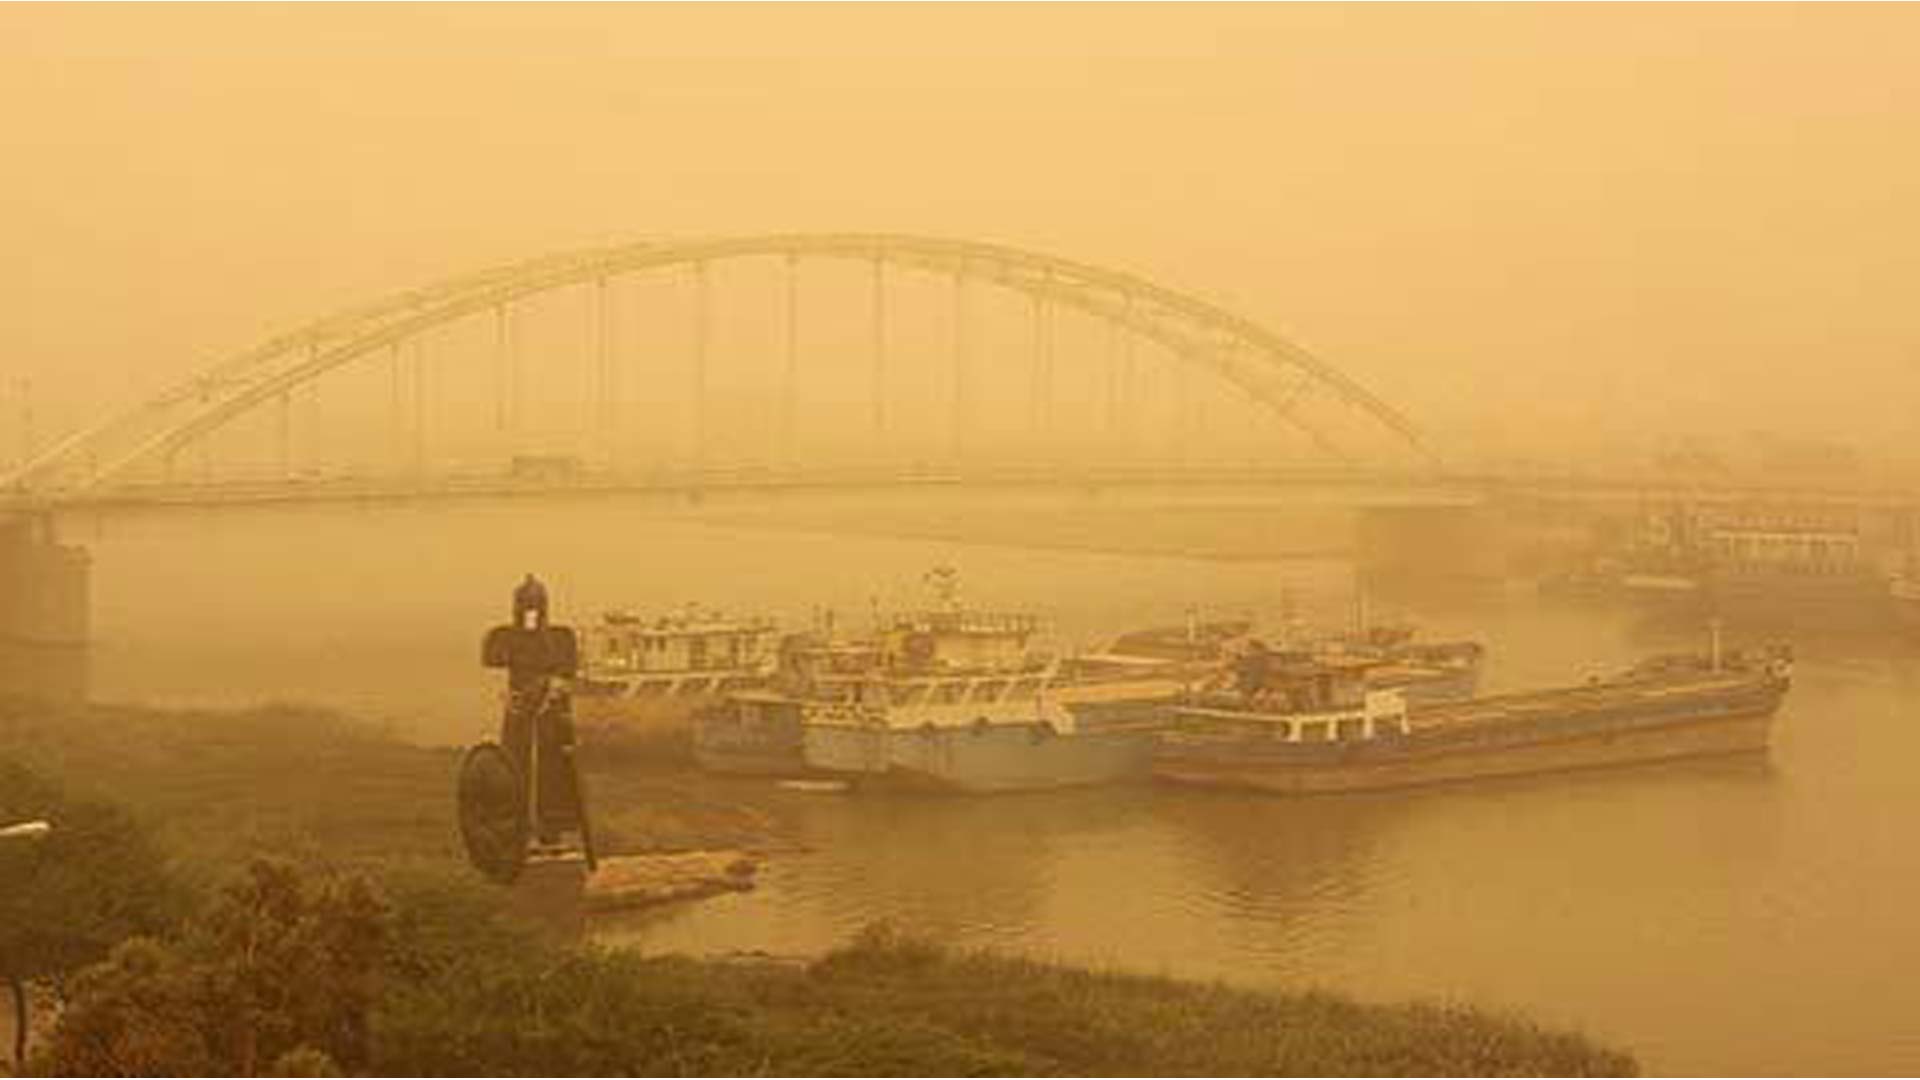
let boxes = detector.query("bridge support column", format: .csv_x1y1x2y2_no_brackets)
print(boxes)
1109,293,1134,447
493,304,509,432
593,277,613,451
1355,504,1506,584
0,513,90,702
951,266,968,465
412,340,427,477
1030,275,1053,437
784,254,800,464
870,255,886,440
692,260,710,468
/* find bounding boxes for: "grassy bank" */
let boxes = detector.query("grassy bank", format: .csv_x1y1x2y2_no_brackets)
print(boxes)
0,696,796,876
1,696,1637,1075
374,924,1636,1076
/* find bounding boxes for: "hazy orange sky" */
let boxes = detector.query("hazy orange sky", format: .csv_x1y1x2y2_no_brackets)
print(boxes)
5,4,1918,466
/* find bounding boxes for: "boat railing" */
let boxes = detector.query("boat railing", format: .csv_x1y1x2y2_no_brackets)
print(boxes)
891,610,1041,637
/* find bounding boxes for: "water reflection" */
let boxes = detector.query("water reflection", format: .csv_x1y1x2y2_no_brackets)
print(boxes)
596,786,1170,959
1148,789,1405,974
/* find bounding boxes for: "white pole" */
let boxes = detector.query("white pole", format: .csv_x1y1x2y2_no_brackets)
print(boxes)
0,821,51,841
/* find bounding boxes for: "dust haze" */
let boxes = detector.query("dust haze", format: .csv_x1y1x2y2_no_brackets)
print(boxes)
8,7,1920,1078
5,4,1919,470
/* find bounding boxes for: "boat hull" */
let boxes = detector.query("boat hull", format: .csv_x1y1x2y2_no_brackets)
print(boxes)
1155,689,1782,795
804,723,1155,793
691,698,811,776
575,672,772,757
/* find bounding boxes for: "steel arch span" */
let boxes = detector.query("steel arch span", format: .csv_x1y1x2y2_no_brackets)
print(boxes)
3,233,1430,497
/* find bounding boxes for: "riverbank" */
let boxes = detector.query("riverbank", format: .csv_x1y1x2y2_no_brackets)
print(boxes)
376,923,1637,1076
1,695,1638,1075
0,696,799,874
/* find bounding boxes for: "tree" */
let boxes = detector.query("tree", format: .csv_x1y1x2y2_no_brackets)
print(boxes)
34,858,389,1076
0,759,183,1066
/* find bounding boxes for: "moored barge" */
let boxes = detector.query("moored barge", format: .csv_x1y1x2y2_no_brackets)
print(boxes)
1155,641,1792,795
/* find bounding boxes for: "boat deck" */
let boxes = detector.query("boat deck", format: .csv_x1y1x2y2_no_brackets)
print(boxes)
1410,672,1772,734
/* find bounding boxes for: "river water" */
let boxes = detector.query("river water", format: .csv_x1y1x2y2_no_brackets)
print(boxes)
63,497,1920,1075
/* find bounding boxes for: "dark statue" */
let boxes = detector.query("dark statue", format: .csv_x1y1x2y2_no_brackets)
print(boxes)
457,575,596,883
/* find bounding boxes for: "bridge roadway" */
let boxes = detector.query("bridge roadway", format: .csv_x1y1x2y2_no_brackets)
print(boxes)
4,462,1917,517
4,463,1487,514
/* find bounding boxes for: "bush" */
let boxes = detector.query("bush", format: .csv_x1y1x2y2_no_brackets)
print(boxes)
0,760,186,986
34,859,389,1076
369,917,1635,1077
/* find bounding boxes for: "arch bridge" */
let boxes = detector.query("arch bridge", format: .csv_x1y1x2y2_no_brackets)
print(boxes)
2,233,1434,508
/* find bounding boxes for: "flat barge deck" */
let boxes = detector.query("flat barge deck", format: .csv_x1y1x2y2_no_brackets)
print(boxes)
1156,648,1792,795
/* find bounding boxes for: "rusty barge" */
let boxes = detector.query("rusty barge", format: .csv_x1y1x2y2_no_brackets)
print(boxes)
1154,640,1792,795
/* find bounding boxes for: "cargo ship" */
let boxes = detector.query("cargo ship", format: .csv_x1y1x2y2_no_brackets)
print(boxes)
571,605,780,753
695,570,1183,791
1154,635,1791,795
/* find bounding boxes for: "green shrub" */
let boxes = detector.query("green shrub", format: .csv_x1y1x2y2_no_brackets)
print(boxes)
369,917,1635,1077
34,858,389,1076
0,759,187,986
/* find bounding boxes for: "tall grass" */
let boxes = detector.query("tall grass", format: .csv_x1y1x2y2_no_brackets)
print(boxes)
374,921,1635,1076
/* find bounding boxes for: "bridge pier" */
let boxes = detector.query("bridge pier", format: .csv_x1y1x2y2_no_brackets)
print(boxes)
0,512,91,702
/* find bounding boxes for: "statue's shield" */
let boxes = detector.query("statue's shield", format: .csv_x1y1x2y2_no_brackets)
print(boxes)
457,741,528,883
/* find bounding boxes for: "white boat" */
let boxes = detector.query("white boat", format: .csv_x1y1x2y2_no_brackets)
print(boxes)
572,605,780,752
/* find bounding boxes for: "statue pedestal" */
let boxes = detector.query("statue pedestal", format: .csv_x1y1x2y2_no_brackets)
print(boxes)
505,851,589,940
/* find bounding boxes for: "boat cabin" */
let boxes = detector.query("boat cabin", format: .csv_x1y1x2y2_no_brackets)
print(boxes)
879,608,1043,675
584,607,780,677
776,635,887,686
774,615,1052,708
1707,523,1863,578
1181,653,1410,743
